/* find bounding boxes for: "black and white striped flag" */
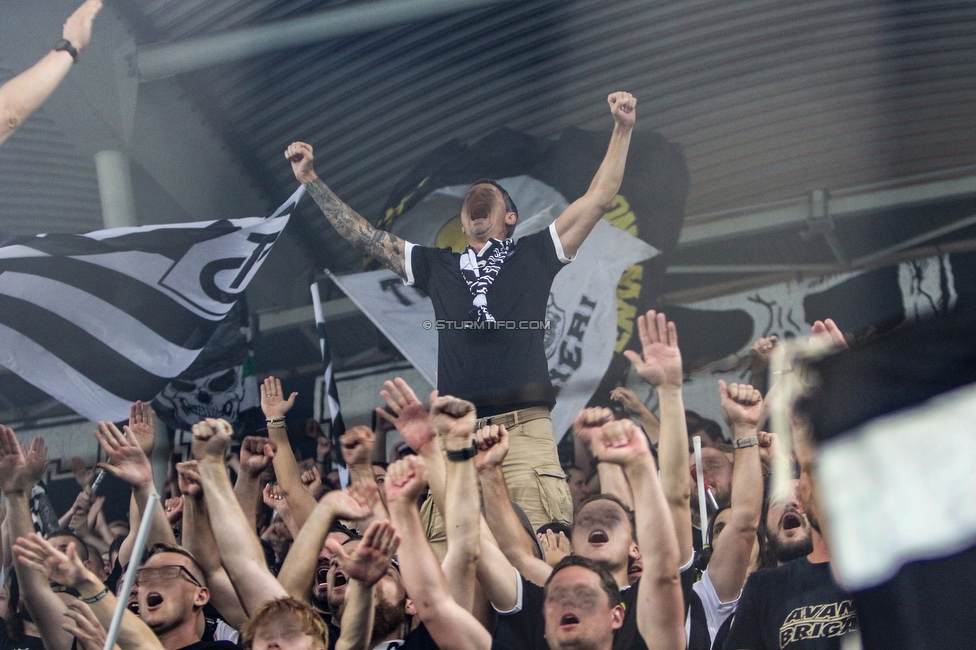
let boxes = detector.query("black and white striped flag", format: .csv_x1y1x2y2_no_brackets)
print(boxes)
311,278,346,468
0,186,303,423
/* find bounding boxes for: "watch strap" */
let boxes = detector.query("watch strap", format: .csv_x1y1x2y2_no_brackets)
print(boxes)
732,435,759,449
53,38,79,63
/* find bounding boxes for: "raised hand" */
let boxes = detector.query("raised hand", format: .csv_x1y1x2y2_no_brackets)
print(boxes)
325,520,400,586
239,436,276,476
0,426,45,495
13,533,89,588
608,91,637,129
610,387,646,416
750,336,779,367
262,483,290,515
376,378,437,453
94,422,152,487
62,0,102,52
339,426,375,467
301,466,323,495
191,418,233,462
176,460,203,498
572,407,615,452
127,401,156,455
429,395,477,442
718,380,764,430
61,599,108,650
473,424,510,472
71,457,94,489
285,142,318,184
811,318,848,351
261,376,297,420
68,491,95,536
163,496,185,524
25,435,49,483
591,419,651,467
384,455,429,505
539,530,572,567
320,483,378,521
623,310,682,388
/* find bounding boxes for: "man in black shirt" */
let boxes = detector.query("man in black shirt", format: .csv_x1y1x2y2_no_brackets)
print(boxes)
286,91,637,529
723,426,858,650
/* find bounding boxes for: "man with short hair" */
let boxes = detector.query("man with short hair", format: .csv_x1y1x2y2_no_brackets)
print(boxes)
240,597,329,650
134,544,237,650
286,91,637,529
722,422,858,650
542,556,624,650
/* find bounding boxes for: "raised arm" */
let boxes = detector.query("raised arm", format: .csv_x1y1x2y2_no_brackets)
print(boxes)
192,418,289,615
707,381,764,603
93,420,177,568
385,457,492,650
0,0,101,147
0,428,74,650
553,92,636,258
610,387,661,447
276,487,375,602
623,310,693,564
176,460,249,629
593,421,684,650
476,426,553,587
377,379,519,611
286,142,407,278
329,520,400,650
261,377,318,527
339,426,389,524
234,436,277,532
429,395,481,613
574,407,634,508
12,533,163,650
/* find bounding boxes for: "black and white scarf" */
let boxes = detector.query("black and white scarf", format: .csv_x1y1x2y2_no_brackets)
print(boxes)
460,238,514,322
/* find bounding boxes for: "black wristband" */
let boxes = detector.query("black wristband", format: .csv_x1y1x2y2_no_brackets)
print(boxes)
53,38,79,63
81,587,108,604
445,445,477,462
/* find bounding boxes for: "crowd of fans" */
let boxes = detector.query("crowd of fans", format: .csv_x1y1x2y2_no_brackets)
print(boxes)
0,2,863,649
0,312,858,650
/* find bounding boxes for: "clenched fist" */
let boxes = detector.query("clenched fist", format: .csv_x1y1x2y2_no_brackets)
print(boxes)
608,92,636,129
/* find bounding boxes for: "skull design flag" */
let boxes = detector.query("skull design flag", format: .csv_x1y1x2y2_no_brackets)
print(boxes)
0,186,302,423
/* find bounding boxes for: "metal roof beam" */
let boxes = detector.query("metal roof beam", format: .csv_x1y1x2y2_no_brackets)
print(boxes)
136,0,518,81
678,173,976,248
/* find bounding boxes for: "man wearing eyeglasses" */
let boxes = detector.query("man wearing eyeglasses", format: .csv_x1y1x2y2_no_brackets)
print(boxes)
135,544,237,650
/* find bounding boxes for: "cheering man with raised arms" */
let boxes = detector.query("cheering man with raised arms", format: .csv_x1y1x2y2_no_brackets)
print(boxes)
286,92,636,529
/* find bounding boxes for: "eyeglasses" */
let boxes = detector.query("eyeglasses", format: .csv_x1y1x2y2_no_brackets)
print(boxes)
135,565,202,588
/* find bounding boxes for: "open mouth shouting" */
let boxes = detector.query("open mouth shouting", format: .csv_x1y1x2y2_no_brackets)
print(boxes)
559,612,581,630
464,187,496,223
144,592,163,612
588,530,609,545
316,564,330,589
781,512,803,532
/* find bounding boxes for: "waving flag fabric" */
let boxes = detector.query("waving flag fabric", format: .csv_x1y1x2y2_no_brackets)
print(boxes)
0,187,303,423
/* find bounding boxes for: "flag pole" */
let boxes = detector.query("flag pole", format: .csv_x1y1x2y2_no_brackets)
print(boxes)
103,493,158,650
693,436,710,548
311,273,348,486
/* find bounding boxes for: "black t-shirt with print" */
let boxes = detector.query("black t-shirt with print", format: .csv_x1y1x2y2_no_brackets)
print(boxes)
408,227,568,416
494,562,698,650
722,559,858,650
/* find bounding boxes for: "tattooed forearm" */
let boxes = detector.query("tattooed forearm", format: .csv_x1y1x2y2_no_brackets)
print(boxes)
304,178,406,278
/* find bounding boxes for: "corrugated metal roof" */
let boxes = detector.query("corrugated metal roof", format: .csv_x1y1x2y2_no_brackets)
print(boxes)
1,0,974,421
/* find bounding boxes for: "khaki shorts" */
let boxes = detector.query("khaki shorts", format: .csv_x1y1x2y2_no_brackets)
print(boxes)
421,411,573,546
